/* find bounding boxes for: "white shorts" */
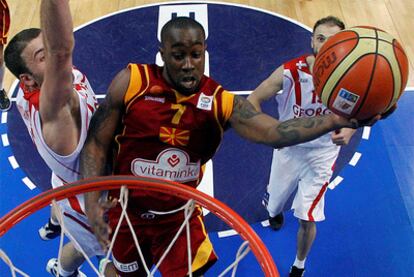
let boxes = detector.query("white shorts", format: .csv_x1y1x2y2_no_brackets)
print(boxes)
57,199,104,257
265,145,339,222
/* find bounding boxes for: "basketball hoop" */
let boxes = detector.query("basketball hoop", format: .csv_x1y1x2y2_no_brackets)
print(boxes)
0,176,279,276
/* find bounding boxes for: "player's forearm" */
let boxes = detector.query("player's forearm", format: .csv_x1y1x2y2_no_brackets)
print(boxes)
246,94,262,112
266,114,355,148
79,141,108,179
41,0,74,55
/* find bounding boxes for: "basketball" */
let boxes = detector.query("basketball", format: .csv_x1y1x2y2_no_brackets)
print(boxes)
313,26,409,120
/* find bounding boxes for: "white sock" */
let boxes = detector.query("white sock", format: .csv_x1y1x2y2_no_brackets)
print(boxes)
50,217,59,226
58,266,76,277
293,256,306,269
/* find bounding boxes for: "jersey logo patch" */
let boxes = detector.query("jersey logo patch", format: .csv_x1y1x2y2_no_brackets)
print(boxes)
196,92,213,111
131,148,200,183
332,88,359,115
159,127,190,146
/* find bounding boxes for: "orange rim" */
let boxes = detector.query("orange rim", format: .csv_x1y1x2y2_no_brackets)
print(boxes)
0,175,279,277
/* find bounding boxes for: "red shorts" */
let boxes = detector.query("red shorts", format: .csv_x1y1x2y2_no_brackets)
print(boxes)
0,0,10,44
109,206,217,277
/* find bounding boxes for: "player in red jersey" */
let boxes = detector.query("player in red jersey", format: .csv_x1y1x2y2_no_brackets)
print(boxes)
80,17,378,277
0,0,11,111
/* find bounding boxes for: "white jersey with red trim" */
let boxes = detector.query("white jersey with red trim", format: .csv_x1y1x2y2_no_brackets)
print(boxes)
277,55,335,148
16,68,98,212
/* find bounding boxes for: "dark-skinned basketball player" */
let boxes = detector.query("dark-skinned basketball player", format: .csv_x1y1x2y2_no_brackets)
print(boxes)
80,16,379,277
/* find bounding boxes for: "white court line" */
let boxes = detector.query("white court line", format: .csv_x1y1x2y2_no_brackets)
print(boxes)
8,156,19,169
328,176,344,190
261,220,270,228
1,133,9,146
362,127,371,140
1,112,7,124
349,152,362,166
22,177,36,190
218,229,238,238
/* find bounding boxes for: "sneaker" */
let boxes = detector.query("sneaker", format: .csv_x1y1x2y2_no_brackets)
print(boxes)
0,89,11,111
46,258,86,277
289,265,305,277
268,212,284,231
39,219,62,240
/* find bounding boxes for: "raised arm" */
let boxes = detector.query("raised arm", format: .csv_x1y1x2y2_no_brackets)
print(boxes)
247,65,284,111
229,95,364,148
80,68,129,178
79,67,130,249
39,0,79,155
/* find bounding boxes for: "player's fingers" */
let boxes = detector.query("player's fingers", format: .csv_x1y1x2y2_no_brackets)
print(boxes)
100,198,118,209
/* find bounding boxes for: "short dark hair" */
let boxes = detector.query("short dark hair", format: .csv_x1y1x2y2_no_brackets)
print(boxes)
160,17,205,44
313,16,345,33
4,28,41,78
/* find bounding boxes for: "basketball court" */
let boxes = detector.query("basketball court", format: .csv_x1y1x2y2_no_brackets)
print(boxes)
1,1,413,276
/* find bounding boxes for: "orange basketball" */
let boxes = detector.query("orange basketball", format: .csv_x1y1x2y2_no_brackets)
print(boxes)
313,26,409,120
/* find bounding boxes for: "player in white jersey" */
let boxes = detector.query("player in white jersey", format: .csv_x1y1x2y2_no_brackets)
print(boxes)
4,1,114,276
248,16,355,277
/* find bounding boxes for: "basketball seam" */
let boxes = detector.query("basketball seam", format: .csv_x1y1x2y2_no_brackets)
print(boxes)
325,54,370,115
382,55,397,111
317,36,358,58
352,29,380,117
320,34,359,105
388,42,404,111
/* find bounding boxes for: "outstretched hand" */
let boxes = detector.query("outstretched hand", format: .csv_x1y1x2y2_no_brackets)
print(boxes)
333,114,382,129
331,128,356,145
85,197,118,251
338,104,397,129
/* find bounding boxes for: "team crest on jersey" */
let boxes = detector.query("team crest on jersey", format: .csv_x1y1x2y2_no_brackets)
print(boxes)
159,127,190,146
332,88,359,115
196,93,213,111
131,148,200,183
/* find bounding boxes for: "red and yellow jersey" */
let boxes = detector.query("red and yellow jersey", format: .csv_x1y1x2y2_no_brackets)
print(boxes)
0,0,10,44
113,64,234,210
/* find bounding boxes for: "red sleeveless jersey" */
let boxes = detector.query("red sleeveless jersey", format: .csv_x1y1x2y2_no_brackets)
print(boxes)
112,64,234,211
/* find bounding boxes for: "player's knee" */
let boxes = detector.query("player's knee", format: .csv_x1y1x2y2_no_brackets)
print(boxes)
299,219,315,231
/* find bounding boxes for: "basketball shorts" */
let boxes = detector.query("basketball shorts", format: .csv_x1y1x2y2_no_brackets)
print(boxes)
0,0,10,44
57,199,105,257
110,206,217,277
265,145,339,222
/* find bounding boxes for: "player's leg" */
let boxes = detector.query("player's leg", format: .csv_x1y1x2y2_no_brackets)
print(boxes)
265,147,300,230
39,205,62,240
155,207,217,277
109,206,152,277
46,242,86,277
290,146,339,276
47,203,109,276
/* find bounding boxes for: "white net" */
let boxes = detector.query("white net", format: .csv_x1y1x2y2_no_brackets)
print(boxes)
0,177,278,277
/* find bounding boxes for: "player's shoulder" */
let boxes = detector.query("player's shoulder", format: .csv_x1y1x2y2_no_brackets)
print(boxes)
284,54,311,69
198,75,228,96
